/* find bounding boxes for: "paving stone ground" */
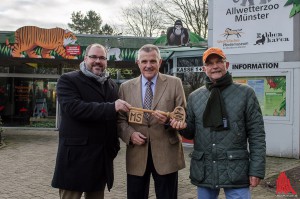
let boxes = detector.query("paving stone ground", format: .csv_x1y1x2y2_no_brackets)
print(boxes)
1,129,300,199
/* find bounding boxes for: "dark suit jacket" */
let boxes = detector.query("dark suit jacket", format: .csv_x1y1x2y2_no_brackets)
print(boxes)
51,71,120,192
118,73,186,176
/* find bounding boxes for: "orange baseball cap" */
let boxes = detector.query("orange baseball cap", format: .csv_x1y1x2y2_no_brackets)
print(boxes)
203,47,226,63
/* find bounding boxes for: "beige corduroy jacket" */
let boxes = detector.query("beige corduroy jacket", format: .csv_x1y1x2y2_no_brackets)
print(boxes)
118,73,186,176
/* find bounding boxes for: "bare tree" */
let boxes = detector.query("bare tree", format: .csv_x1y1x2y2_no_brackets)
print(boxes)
121,0,167,37
154,0,208,39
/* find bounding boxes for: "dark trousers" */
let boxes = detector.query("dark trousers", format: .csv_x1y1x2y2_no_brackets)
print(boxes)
127,145,178,199
59,189,104,199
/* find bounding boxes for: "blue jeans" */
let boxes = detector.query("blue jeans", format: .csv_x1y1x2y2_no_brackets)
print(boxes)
197,187,251,199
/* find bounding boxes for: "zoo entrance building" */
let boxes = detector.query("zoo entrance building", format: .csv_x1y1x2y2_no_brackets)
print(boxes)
0,26,157,128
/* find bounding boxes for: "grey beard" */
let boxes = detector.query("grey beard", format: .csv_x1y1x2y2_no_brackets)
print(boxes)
79,61,109,84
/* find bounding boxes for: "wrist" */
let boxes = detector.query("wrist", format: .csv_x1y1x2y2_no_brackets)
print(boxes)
164,117,170,124
129,135,133,145
164,120,171,129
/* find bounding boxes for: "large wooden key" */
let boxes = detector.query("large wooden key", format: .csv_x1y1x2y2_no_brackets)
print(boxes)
128,106,186,124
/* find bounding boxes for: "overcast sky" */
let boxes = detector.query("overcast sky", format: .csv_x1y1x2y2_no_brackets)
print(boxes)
0,0,133,31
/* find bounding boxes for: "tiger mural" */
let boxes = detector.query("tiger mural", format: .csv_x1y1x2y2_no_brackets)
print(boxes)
5,26,78,59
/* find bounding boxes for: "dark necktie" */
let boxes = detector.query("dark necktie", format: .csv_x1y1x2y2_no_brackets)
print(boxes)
143,81,153,119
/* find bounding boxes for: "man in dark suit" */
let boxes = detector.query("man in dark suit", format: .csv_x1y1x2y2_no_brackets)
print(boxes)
118,44,186,199
52,43,131,199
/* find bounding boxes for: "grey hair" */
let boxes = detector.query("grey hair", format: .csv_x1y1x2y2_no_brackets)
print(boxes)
137,44,161,60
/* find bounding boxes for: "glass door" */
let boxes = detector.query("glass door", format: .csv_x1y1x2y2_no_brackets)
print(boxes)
0,76,58,128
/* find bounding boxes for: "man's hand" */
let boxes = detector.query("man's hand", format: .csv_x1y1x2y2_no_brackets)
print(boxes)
152,110,169,124
115,99,131,112
130,132,147,145
170,119,187,130
249,176,261,187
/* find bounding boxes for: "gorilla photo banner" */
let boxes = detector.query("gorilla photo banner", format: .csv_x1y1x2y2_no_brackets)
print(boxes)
212,0,293,54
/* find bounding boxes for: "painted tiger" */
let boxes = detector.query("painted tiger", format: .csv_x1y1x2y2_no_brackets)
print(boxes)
5,26,78,59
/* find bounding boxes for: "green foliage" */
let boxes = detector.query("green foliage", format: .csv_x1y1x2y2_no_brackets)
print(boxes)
107,68,135,79
107,68,118,78
68,10,103,34
154,32,206,46
272,77,286,92
285,0,300,17
0,44,83,59
27,121,56,128
0,44,12,56
285,0,294,6
268,77,286,112
100,24,114,35
85,11,102,34
68,10,116,35
285,0,300,5
1,43,26,57
69,11,85,33
290,3,300,17
280,98,286,111
121,49,138,61
5,32,15,43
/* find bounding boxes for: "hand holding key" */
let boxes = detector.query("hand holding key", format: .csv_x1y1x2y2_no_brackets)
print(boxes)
128,106,185,124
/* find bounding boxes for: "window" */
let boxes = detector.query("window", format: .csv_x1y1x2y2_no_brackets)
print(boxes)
231,70,291,122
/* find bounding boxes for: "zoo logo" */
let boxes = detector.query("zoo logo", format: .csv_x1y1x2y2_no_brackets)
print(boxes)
221,28,243,39
254,33,266,45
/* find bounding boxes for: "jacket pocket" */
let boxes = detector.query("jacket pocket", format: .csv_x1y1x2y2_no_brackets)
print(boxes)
64,137,88,146
190,151,205,183
63,137,89,166
231,122,246,144
169,135,179,144
226,150,249,184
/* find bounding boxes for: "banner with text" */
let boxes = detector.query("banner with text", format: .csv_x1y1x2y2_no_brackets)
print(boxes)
213,0,293,54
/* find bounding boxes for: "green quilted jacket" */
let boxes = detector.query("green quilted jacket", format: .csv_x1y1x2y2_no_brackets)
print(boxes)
182,83,266,189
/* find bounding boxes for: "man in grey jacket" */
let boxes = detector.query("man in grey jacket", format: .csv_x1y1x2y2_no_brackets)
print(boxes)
171,47,266,199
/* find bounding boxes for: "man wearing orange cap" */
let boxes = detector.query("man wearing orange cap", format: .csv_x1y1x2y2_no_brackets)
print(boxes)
171,47,266,198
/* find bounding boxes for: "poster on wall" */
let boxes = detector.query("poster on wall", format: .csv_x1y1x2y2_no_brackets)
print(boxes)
213,0,293,54
233,76,286,117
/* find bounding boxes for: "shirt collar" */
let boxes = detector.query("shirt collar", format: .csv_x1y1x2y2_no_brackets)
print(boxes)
141,74,158,86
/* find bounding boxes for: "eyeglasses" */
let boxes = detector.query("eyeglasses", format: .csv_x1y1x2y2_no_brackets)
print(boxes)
205,60,226,68
87,55,107,61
